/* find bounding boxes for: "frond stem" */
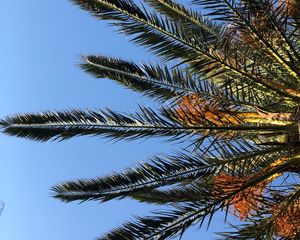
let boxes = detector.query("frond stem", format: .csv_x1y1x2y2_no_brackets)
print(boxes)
8,122,292,131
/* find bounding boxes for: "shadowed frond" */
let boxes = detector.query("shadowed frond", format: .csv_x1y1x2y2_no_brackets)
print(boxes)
217,218,276,239
52,153,212,202
2,105,291,143
97,202,218,240
143,0,225,39
0,108,192,142
52,145,287,203
131,185,213,205
80,55,200,101
71,0,203,63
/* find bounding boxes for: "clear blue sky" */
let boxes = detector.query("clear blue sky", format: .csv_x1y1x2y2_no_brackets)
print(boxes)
0,1,237,239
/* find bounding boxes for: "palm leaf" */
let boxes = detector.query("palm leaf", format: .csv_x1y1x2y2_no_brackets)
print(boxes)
80,55,200,101
217,218,276,239
143,0,225,39
1,105,290,143
98,202,219,240
0,108,192,142
52,152,212,202
131,185,213,205
52,145,286,203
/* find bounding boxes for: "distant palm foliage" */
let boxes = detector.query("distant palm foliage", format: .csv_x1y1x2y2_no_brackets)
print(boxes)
0,201,4,216
1,0,300,239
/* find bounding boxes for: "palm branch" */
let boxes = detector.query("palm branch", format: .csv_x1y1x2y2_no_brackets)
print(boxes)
1,0,300,239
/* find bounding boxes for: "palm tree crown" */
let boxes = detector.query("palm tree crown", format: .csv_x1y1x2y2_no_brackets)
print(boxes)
1,0,300,239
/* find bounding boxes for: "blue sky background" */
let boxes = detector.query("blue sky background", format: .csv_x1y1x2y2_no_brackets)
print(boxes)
0,1,237,239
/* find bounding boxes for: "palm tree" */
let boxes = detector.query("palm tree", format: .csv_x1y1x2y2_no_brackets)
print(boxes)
1,0,300,238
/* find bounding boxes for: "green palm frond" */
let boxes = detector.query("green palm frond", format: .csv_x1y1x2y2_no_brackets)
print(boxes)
0,108,189,142
52,145,287,203
223,77,299,111
217,218,276,239
98,202,217,240
52,152,212,202
143,0,225,39
80,55,200,101
72,0,203,63
82,54,288,110
131,185,212,205
1,105,291,143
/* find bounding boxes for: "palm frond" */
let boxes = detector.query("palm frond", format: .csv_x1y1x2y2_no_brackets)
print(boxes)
0,108,191,142
52,152,212,202
1,105,291,143
217,218,276,239
143,0,225,39
71,0,203,63
98,202,219,240
81,55,275,111
131,185,212,205
52,145,286,203
223,77,299,111
80,55,200,102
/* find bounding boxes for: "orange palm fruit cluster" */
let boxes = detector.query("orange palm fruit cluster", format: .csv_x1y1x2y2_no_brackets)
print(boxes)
176,94,292,126
239,0,299,49
273,200,300,239
213,174,267,220
213,157,288,220
281,0,300,18
175,94,241,126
